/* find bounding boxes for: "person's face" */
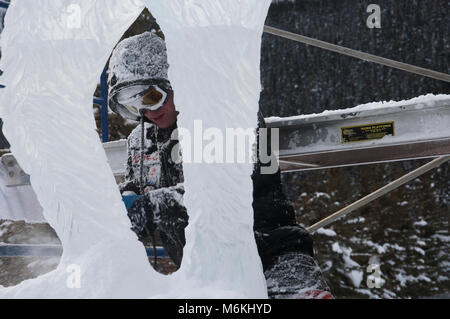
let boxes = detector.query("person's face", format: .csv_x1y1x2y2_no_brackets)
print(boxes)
144,91,178,129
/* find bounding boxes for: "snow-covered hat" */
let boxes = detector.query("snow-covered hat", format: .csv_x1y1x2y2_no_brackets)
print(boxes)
108,31,170,121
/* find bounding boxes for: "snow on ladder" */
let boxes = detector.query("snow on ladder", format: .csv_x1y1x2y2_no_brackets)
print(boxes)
267,95,450,172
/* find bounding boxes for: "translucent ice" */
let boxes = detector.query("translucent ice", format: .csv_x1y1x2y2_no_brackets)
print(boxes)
0,0,271,298
0,163,44,222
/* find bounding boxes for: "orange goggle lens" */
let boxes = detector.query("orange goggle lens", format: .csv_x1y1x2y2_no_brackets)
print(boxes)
143,87,164,106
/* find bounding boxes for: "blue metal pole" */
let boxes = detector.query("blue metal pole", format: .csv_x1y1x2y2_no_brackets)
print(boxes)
93,97,104,106
0,244,168,258
0,1,9,9
100,68,109,143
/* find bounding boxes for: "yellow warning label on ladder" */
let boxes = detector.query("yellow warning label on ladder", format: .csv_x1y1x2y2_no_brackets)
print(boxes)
341,121,395,143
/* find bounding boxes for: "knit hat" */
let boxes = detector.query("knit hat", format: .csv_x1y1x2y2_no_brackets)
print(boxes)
108,32,170,121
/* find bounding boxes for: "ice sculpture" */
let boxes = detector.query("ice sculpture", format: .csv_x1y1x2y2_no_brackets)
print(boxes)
0,0,271,298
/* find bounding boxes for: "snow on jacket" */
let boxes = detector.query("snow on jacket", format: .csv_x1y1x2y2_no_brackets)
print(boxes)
119,120,187,266
120,114,332,298
120,120,183,194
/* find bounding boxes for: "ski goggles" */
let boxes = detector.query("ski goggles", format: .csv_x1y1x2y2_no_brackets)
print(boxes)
116,80,172,116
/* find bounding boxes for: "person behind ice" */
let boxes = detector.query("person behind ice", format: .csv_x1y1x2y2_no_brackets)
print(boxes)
108,31,333,299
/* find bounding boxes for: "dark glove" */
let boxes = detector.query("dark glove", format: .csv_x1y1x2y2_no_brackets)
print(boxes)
255,225,314,271
127,195,158,240
264,252,332,299
145,186,189,267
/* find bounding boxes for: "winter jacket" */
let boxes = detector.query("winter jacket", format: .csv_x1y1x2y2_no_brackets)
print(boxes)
120,114,332,298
